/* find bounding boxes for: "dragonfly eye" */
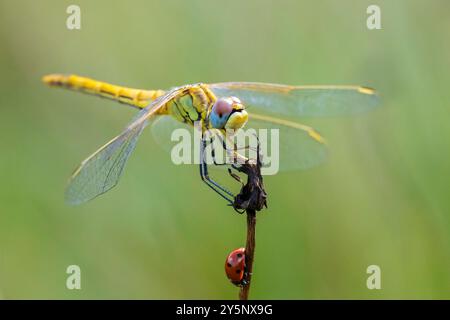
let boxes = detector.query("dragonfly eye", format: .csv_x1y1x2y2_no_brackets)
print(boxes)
210,97,247,129
210,98,234,128
213,98,233,116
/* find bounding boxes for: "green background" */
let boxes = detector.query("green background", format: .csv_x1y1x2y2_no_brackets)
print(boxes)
0,0,449,299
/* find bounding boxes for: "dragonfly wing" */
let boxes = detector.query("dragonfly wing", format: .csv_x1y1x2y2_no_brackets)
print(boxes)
151,115,192,155
151,116,221,168
65,88,185,205
242,113,328,172
209,82,380,118
150,112,328,172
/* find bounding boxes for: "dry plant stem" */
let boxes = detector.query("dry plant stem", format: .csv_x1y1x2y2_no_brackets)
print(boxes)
232,155,267,300
239,209,257,300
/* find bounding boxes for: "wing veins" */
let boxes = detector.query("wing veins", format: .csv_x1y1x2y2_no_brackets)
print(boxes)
65,87,188,205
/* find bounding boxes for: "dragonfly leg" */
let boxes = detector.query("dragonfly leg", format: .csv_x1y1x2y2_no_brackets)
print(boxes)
199,138,235,204
212,132,250,168
212,133,247,187
199,161,235,204
210,136,228,166
208,132,251,166
228,167,244,186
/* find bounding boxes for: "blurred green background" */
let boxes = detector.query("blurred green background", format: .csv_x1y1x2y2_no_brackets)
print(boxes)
0,0,449,299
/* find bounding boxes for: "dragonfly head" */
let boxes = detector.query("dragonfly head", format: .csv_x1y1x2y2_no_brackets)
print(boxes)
210,97,248,130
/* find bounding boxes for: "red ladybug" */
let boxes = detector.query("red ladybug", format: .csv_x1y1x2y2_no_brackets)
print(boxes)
225,247,246,286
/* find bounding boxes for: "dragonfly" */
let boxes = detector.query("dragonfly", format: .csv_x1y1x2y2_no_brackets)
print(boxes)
42,74,380,205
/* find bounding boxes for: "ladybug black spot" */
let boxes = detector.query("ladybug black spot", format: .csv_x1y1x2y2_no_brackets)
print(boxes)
236,269,241,274
227,263,232,268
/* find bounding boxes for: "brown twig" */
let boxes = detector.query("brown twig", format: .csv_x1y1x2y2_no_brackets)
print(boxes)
232,157,267,300
239,209,256,300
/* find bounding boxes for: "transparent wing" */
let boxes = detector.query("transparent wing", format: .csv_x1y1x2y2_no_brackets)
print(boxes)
242,113,328,172
209,82,380,118
150,112,328,173
65,88,185,205
151,115,192,155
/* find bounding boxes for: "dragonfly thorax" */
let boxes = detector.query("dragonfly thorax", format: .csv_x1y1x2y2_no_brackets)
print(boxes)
164,86,248,132
165,87,209,125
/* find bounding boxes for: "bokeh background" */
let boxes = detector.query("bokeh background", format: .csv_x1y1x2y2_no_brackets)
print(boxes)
0,0,449,299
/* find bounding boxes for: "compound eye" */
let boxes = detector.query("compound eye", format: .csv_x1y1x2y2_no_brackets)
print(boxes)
212,98,233,118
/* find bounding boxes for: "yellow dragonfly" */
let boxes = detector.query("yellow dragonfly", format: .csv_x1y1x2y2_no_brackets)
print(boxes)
42,74,380,205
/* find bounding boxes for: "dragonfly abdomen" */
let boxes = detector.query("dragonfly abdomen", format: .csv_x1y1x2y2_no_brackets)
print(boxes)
42,74,165,109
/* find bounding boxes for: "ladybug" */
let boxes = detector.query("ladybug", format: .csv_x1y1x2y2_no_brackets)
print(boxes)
225,247,247,286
